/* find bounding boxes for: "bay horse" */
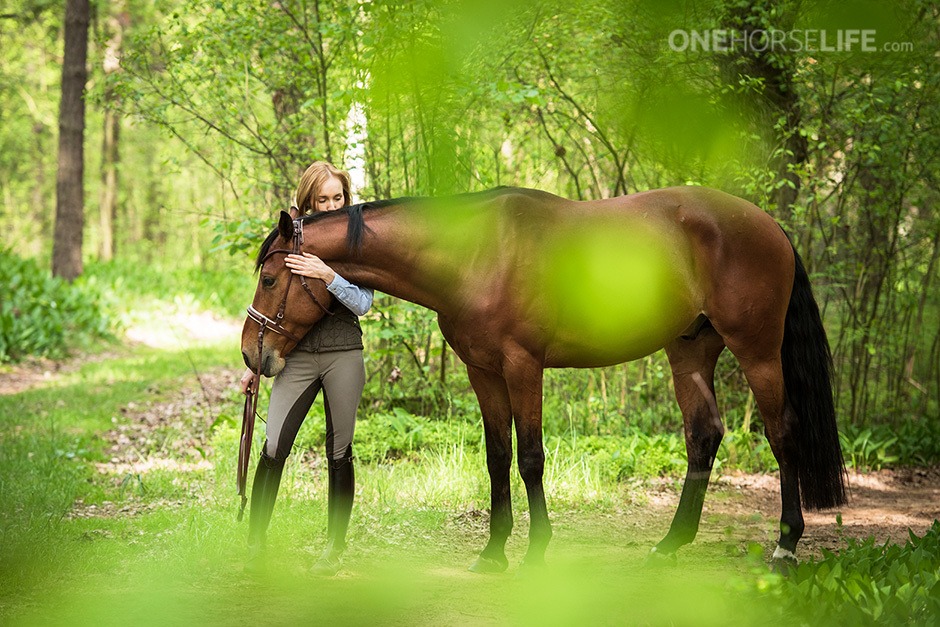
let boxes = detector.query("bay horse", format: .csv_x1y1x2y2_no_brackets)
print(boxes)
241,186,847,572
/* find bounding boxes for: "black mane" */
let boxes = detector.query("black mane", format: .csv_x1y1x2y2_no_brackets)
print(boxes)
254,197,408,271
254,187,517,270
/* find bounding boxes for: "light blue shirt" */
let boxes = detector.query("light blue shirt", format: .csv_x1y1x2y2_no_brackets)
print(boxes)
326,273,374,316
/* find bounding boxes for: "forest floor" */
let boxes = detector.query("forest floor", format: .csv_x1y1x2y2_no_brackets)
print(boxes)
3,314,940,625
3,339,938,561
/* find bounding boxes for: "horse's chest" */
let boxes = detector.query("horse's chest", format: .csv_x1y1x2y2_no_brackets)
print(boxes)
439,310,516,370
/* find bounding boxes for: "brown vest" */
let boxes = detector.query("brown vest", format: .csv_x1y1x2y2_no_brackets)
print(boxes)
295,304,363,353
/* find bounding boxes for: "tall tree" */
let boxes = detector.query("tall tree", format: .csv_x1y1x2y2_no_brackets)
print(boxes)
718,0,806,218
98,1,128,261
52,0,90,280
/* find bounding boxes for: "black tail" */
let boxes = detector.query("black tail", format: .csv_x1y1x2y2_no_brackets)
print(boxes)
781,245,847,510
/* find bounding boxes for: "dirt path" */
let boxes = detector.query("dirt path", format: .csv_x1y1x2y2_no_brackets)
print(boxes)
0,356,72,395
0,310,241,397
702,467,940,554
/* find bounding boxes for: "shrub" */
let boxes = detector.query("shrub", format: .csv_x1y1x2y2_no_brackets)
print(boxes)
0,250,114,363
351,408,480,463
840,421,940,470
776,521,940,624
84,257,256,319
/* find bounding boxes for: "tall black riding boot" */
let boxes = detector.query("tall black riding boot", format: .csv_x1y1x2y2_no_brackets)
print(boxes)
246,452,285,567
311,448,354,576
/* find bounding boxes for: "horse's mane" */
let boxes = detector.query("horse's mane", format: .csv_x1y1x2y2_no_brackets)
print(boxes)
254,187,517,270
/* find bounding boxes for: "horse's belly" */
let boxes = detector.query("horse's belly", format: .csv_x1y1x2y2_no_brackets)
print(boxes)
543,308,694,367
528,220,699,367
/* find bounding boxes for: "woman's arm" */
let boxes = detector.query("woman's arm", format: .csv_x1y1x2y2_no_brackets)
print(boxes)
327,273,374,316
285,252,373,316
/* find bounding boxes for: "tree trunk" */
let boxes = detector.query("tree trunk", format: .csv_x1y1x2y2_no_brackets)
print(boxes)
98,4,127,261
99,109,119,260
719,0,806,219
52,0,90,280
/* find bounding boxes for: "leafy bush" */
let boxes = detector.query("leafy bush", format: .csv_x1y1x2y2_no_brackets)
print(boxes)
772,521,940,625
84,257,256,319
0,250,114,363
557,432,687,480
718,428,778,473
841,421,940,470
208,216,271,262
349,408,480,463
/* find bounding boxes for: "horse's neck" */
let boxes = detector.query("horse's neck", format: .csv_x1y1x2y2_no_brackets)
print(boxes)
313,209,454,313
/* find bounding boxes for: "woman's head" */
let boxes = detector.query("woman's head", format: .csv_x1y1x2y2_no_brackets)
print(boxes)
294,161,352,214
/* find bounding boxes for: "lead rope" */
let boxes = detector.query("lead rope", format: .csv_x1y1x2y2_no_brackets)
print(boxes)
237,238,299,519
237,322,265,521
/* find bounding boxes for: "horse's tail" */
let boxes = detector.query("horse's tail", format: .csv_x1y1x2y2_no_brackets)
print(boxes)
781,244,847,510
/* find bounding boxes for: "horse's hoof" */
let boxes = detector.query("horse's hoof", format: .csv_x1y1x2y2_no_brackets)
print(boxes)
769,547,798,575
468,555,508,574
644,547,678,569
515,557,547,579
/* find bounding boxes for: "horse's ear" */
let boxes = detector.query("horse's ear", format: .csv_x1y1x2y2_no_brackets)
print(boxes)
288,205,301,220
277,210,293,240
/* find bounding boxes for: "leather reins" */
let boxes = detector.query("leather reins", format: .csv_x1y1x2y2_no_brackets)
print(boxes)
237,216,333,520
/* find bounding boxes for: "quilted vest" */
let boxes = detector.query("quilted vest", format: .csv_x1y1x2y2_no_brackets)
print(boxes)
295,303,363,353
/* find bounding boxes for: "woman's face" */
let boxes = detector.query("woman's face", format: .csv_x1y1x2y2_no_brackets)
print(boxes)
315,176,345,212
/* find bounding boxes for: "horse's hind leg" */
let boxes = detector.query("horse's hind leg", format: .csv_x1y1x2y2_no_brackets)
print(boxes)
735,355,804,567
651,327,726,560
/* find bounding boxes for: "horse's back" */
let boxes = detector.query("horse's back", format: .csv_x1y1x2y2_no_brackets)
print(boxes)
488,186,792,367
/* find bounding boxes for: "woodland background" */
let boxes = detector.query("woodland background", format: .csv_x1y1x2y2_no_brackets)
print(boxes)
3,0,938,427
2,1,940,624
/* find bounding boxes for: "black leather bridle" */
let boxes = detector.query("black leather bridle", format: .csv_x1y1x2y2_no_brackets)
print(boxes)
237,215,333,519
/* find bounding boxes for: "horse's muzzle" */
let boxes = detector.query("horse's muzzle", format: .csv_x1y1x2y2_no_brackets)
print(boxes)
241,347,286,378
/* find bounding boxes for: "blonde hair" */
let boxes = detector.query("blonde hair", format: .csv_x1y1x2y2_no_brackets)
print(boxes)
293,161,352,215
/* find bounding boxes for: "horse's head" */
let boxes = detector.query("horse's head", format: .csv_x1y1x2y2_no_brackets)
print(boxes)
241,211,333,377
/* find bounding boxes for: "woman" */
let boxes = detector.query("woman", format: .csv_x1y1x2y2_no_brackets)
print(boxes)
239,160,372,576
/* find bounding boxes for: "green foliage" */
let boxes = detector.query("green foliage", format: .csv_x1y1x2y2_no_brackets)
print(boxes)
762,522,940,625
353,408,480,464
208,216,271,261
3,0,940,473
84,257,256,319
718,428,778,473
558,432,687,480
0,5,60,258
840,421,940,470
0,249,114,363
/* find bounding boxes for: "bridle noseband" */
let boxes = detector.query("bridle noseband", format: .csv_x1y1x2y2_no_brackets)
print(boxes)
238,216,334,518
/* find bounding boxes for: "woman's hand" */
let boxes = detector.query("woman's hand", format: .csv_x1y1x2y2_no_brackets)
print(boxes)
240,368,256,395
285,252,336,284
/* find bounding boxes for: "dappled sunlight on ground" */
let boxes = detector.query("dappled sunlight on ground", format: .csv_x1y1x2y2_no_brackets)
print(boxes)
123,307,242,349
705,468,940,555
5,326,939,578
1,304,243,396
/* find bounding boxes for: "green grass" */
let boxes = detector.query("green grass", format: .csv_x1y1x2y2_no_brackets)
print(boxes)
3,331,940,624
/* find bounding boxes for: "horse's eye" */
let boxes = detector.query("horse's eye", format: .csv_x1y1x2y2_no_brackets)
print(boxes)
262,276,276,289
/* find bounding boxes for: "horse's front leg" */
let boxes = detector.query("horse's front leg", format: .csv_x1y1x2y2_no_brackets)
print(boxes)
466,364,514,573
503,353,552,569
